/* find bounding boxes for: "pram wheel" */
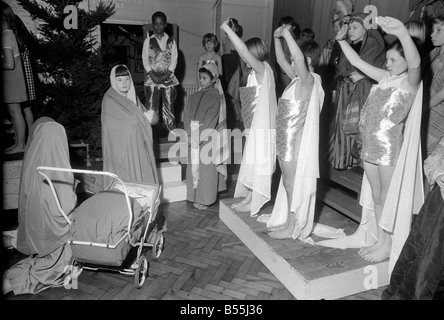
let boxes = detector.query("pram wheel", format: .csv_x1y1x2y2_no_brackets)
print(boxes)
134,256,148,288
152,233,165,259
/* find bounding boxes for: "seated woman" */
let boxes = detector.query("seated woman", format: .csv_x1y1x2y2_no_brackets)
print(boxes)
3,117,78,295
101,64,159,187
382,137,444,300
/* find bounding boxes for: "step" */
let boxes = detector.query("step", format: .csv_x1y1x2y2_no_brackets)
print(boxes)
317,182,362,222
323,168,363,194
154,134,244,165
219,199,389,300
160,180,187,204
3,160,23,210
157,162,182,183
154,138,187,163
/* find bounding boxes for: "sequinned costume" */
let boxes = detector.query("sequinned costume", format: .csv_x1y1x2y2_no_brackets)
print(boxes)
239,72,260,130
234,62,277,217
276,77,309,162
318,81,424,276
261,74,326,242
142,33,179,131
359,72,415,166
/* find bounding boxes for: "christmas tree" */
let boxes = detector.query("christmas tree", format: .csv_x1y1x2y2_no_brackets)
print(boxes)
18,0,115,160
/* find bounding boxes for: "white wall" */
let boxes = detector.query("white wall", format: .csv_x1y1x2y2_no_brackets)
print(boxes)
221,0,274,52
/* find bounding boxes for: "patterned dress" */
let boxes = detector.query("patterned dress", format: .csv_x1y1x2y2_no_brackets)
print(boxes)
144,35,179,88
276,77,309,162
359,72,415,166
142,33,179,131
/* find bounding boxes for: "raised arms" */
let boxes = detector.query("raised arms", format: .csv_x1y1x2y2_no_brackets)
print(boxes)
274,26,296,80
336,24,386,82
376,16,421,90
282,27,313,85
221,18,265,78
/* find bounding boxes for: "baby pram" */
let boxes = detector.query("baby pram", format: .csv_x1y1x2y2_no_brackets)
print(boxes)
36,166,166,288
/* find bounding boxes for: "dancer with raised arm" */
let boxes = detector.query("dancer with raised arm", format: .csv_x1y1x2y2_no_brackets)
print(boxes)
262,25,324,241
221,18,277,216
318,17,424,273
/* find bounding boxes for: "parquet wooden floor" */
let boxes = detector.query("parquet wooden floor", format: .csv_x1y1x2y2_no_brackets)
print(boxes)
2,178,386,300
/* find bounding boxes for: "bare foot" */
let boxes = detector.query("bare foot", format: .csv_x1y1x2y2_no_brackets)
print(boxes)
231,192,252,210
359,237,391,263
233,201,251,213
4,145,25,155
267,224,286,232
193,203,209,210
268,228,293,239
268,214,299,240
269,224,301,240
231,198,247,209
358,242,380,255
2,278,12,295
360,244,391,263
231,196,250,209
3,235,13,249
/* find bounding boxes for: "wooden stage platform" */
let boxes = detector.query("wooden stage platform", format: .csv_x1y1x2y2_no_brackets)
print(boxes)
220,198,389,300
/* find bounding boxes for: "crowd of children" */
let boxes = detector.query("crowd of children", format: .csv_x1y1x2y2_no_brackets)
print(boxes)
182,10,444,300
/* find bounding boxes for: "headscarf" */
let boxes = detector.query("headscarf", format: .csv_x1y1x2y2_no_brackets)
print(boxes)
338,13,386,76
352,13,385,63
110,65,138,107
16,117,77,257
201,62,219,79
348,13,366,28
102,65,159,185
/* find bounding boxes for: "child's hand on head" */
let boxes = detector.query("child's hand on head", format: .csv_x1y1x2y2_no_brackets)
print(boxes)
376,16,407,37
282,24,292,35
221,19,231,28
274,26,284,38
335,23,348,41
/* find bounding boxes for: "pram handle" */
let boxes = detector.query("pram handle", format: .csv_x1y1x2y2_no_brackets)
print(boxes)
36,166,135,238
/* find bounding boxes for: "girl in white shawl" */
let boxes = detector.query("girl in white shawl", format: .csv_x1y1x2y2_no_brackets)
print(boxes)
318,17,424,270
220,19,277,216
263,25,325,240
